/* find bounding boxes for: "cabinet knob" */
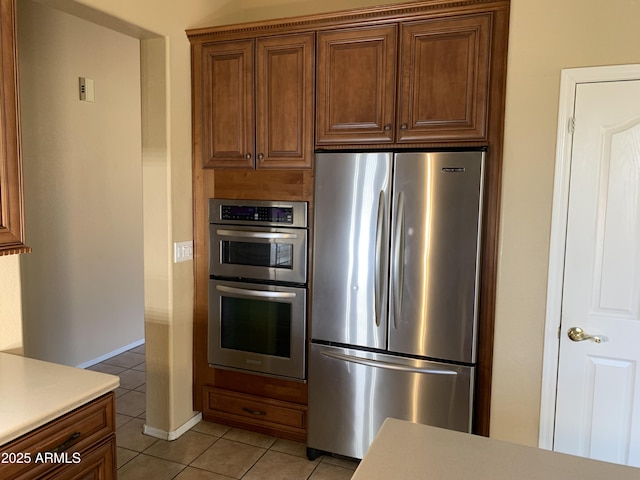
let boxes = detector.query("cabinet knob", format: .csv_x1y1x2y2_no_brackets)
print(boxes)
400,123,408,130
257,153,264,160
383,124,392,131
245,153,252,160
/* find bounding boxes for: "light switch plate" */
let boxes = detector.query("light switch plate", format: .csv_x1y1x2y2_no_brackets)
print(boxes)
79,77,94,102
174,240,193,263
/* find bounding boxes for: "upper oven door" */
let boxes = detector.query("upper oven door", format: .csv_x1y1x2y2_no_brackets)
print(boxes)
210,225,308,284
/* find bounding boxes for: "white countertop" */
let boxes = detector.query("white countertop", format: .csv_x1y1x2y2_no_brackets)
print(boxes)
352,418,639,480
0,352,119,445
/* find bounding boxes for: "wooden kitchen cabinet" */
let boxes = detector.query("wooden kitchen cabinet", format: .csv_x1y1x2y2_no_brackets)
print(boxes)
0,0,29,255
200,33,314,169
0,393,116,480
44,439,115,480
188,0,510,440
203,386,307,443
315,25,398,144
397,14,491,142
316,13,491,145
201,39,254,169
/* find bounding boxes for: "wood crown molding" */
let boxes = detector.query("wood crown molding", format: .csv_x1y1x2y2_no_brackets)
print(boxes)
186,0,509,42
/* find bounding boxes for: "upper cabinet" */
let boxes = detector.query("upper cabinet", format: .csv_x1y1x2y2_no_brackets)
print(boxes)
316,13,491,146
200,33,314,169
316,25,398,144
397,14,490,142
0,0,28,255
201,39,254,169
188,0,509,157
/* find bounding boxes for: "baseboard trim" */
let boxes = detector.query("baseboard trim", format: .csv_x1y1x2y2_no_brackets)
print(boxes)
144,412,203,441
76,338,145,369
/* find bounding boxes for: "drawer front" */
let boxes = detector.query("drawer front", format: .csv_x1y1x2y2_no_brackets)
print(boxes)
205,387,306,429
44,437,116,480
0,393,115,480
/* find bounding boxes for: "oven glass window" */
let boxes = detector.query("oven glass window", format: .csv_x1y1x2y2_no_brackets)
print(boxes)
220,297,291,358
222,241,293,270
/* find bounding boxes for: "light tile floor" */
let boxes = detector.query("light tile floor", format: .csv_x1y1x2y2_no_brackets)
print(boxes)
88,344,359,480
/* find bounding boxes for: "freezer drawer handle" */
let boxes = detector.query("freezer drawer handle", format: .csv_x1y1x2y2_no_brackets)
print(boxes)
216,284,296,299
216,229,299,240
321,351,457,376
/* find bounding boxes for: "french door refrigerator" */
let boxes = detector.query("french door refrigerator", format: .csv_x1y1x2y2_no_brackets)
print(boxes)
308,151,485,460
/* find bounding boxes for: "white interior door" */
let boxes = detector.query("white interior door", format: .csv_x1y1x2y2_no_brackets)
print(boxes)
553,79,640,466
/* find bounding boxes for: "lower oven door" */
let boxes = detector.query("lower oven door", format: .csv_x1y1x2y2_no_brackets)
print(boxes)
208,279,307,380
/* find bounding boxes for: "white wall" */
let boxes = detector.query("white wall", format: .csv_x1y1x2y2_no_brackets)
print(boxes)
17,0,144,367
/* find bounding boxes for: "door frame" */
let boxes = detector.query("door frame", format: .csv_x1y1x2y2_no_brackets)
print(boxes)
539,63,640,450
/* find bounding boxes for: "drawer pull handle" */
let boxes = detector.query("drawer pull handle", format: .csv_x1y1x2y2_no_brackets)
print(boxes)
49,432,81,453
242,407,266,416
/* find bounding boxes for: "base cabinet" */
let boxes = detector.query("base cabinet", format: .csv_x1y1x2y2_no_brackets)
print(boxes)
203,386,307,443
0,393,116,480
44,439,115,480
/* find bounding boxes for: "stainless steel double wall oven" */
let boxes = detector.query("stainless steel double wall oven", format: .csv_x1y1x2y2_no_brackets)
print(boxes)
208,199,308,381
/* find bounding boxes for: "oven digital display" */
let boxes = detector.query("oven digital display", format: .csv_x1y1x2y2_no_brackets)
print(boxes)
221,205,294,223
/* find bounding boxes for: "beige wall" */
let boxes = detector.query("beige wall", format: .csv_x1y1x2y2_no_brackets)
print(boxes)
0,255,22,354
2,0,639,443
17,0,145,367
492,0,640,445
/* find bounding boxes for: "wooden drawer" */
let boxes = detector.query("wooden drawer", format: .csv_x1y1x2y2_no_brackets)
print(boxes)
204,387,306,441
44,437,116,480
0,393,115,480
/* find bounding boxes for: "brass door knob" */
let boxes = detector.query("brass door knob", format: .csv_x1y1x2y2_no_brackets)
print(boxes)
567,327,604,344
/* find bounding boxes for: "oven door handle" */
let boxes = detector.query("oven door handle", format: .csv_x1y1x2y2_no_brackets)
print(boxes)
215,229,299,240
216,284,297,299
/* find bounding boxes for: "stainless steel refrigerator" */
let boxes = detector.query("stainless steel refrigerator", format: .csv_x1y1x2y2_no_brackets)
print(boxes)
308,151,485,460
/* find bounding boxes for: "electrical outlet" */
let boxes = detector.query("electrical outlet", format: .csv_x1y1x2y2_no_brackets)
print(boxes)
174,241,193,263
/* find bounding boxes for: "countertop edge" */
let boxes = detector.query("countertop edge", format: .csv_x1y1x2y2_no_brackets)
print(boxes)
352,418,640,479
0,353,120,446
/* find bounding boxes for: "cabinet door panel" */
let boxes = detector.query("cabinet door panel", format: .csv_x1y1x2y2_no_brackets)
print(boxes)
398,14,491,142
256,34,314,169
0,0,28,255
316,25,397,144
45,438,115,480
202,40,254,168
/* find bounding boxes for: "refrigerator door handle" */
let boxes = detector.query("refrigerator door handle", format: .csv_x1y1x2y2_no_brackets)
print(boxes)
392,191,406,328
320,350,457,375
374,190,386,327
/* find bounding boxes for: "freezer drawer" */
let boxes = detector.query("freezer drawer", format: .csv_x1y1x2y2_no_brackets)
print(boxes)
308,343,474,460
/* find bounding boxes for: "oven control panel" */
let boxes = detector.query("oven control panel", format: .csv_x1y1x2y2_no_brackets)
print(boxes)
209,199,308,228
221,205,293,224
